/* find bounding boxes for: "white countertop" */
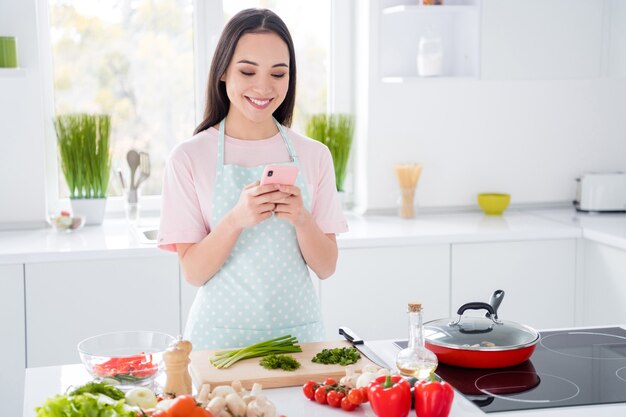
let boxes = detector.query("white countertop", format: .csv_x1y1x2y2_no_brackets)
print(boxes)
23,338,626,417
3,207,626,264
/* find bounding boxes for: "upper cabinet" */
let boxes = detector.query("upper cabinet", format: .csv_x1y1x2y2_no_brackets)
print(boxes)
378,0,481,82
481,0,605,80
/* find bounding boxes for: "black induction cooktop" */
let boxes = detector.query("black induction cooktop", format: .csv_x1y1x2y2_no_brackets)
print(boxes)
395,327,626,413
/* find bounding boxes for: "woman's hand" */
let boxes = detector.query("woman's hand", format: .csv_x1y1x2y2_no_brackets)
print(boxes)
228,181,290,230
273,184,311,228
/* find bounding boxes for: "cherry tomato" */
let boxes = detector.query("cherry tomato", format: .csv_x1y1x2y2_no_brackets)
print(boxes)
327,390,345,408
323,378,337,386
359,386,369,403
340,396,357,411
168,395,197,417
302,380,318,401
347,388,364,406
314,386,328,404
189,407,213,417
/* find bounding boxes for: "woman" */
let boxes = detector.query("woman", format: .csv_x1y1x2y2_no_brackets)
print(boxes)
158,8,348,350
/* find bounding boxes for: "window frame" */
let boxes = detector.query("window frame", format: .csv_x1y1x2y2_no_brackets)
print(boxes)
39,0,353,218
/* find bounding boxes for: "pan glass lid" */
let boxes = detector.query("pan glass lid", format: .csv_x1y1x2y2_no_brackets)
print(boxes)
424,317,539,349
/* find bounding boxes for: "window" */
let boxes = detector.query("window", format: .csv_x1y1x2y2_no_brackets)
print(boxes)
48,0,195,198
46,0,335,209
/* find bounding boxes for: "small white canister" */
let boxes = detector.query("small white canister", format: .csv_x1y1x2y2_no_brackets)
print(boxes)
417,35,443,77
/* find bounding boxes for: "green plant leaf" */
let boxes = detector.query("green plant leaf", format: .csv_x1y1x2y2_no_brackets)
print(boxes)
55,113,112,199
305,113,354,192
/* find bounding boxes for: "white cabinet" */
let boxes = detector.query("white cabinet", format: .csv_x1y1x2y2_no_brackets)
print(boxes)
451,239,576,329
25,255,180,367
320,244,450,341
0,264,25,417
581,241,626,326
481,0,605,80
379,0,481,81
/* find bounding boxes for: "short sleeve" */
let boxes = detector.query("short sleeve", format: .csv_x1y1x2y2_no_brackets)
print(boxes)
157,148,208,252
310,147,349,234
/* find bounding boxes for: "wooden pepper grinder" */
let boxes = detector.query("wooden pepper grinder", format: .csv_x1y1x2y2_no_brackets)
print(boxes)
163,336,193,396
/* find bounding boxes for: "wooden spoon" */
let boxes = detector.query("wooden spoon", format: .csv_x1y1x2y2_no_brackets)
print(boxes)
126,150,140,190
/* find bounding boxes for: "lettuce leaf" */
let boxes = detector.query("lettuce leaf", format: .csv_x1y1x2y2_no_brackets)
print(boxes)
35,391,136,417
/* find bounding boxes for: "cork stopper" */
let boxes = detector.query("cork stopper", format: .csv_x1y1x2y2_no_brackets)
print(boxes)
408,303,422,312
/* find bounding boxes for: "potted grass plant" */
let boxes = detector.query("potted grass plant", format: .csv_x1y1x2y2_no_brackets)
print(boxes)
55,113,112,225
305,113,355,195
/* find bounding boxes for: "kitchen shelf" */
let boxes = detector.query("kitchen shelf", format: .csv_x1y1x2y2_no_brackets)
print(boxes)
381,75,477,83
383,4,478,15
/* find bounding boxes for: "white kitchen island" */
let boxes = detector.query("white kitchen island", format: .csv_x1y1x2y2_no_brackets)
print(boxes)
23,336,626,417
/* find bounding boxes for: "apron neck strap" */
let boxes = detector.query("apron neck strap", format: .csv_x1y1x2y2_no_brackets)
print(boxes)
217,118,298,169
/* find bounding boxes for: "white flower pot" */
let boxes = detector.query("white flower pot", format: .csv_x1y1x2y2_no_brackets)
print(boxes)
70,198,107,225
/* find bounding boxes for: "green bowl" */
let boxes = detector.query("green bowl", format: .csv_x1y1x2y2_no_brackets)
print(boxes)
477,193,510,215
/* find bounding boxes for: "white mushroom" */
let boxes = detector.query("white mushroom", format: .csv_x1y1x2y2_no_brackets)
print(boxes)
212,385,237,398
197,384,212,405
207,396,227,416
362,364,379,374
246,395,276,417
356,371,378,389
226,392,247,417
249,383,263,397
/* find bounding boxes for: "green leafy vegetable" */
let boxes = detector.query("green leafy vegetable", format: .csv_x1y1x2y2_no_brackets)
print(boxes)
260,354,301,371
311,347,361,366
68,380,125,400
35,392,135,417
210,335,302,369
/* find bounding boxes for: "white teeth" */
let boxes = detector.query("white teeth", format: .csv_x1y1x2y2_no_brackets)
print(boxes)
249,97,270,106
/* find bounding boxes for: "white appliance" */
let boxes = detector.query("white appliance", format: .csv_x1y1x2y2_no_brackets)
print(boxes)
574,172,626,212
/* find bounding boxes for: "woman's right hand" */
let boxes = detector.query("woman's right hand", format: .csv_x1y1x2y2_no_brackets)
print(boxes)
227,181,290,230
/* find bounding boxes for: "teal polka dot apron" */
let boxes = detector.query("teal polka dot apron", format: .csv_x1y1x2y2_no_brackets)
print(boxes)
184,118,326,350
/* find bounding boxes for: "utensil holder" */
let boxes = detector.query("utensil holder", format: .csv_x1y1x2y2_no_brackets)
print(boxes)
399,186,417,219
124,188,140,224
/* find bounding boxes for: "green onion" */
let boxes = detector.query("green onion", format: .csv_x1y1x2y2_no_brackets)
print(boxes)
209,335,302,369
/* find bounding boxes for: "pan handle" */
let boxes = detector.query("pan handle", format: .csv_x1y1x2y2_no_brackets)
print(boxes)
487,290,505,320
449,302,503,326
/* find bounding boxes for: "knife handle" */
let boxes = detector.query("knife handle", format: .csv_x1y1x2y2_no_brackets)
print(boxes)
339,327,364,345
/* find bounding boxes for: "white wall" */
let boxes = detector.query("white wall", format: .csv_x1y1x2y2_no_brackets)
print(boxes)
1,0,626,224
0,0,48,228
354,0,626,212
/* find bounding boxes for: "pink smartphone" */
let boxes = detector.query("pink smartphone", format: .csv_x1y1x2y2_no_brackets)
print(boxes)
260,165,298,186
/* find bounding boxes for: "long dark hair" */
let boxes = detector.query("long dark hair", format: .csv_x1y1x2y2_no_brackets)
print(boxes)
194,8,297,134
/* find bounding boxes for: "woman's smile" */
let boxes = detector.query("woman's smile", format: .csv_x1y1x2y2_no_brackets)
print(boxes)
246,96,273,109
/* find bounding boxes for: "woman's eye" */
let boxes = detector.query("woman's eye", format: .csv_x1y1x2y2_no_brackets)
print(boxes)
272,73,286,79
240,71,255,76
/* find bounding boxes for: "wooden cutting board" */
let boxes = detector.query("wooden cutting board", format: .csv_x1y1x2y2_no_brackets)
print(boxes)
189,341,377,390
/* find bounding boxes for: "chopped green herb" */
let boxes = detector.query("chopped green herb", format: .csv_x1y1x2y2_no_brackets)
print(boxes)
311,347,361,366
260,354,301,371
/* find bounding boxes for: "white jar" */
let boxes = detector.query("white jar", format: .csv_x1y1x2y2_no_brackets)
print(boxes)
417,36,443,77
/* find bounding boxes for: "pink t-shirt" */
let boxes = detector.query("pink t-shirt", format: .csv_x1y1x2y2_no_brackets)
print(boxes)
158,126,348,252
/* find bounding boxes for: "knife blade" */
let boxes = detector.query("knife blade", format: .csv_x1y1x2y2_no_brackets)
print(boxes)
339,326,392,369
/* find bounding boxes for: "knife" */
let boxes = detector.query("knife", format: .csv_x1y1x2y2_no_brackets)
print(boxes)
339,326,391,369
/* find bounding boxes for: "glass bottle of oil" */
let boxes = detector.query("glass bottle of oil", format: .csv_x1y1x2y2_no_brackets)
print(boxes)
395,303,438,379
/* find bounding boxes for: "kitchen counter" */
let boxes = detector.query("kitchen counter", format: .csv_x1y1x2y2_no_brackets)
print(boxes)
23,335,626,417
4,207,625,264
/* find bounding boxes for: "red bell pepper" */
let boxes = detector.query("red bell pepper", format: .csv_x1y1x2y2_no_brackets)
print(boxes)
414,374,454,417
368,374,412,417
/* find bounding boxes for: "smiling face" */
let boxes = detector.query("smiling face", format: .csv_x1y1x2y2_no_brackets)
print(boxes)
221,32,290,138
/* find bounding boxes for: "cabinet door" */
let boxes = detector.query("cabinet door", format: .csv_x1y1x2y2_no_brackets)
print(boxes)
582,241,626,326
0,264,25,417
481,0,604,80
25,256,179,367
451,239,576,329
320,244,450,341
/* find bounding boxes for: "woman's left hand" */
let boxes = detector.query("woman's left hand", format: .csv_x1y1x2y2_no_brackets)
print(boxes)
273,184,310,228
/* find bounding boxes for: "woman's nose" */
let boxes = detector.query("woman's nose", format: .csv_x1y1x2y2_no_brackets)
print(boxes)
252,76,273,95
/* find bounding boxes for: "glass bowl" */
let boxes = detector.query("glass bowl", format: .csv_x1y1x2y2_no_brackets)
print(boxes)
78,331,176,388
48,212,86,232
